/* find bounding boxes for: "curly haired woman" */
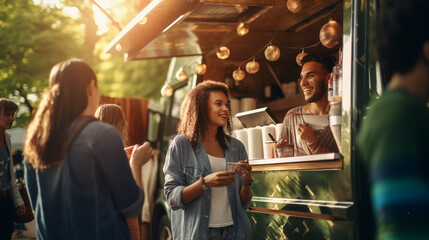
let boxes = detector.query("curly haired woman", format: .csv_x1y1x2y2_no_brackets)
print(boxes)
163,80,253,240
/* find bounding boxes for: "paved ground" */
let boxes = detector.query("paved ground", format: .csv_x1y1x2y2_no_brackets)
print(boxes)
12,220,36,240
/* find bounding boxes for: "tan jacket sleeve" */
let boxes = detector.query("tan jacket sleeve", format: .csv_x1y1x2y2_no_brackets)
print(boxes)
5,132,24,207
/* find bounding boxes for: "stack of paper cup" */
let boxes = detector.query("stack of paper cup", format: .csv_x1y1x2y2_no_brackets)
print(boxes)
261,125,276,159
329,102,342,152
235,129,249,154
275,123,283,141
232,117,244,130
230,98,240,117
247,127,263,160
240,98,257,112
231,130,237,139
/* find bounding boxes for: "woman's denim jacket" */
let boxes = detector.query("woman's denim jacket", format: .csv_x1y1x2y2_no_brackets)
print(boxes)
163,134,252,240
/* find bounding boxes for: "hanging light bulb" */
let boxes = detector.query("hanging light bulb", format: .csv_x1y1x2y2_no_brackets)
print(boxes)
296,50,308,66
264,45,281,62
195,63,207,75
216,46,230,60
287,0,302,13
233,67,245,81
319,20,342,49
236,22,249,36
115,43,122,52
245,59,260,74
176,69,188,81
161,84,173,97
139,17,148,25
234,4,248,14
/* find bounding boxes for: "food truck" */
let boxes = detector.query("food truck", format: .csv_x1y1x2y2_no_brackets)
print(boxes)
105,0,380,239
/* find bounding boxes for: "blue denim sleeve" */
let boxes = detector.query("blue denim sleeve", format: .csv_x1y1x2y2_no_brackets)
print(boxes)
163,136,187,210
91,127,144,217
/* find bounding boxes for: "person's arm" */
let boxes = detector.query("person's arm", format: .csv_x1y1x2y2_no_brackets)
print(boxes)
307,138,327,154
181,171,235,204
234,160,253,205
164,136,236,208
129,142,153,189
92,127,144,218
6,135,24,208
297,122,327,154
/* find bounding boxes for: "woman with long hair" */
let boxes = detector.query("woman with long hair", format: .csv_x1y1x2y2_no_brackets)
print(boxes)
95,103,153,240
163,80,253,239
24,59,148,239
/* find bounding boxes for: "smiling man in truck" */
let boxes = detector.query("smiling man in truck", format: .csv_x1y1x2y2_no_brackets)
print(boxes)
277,53,339,156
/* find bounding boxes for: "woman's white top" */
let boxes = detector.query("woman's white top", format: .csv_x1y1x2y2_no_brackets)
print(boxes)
207,154,234,227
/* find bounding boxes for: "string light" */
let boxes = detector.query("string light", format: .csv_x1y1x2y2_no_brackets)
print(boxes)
216,46,230,59
161,84,173,97
246,59,260,74
287,0,302,13
319,20,342,49
176,68,188,81
183,5,337,83
195,63,207,75
139,17,147,25
233,67,245,81
115,43,122,52
296,49,308,66
236,22,249,36
264,45,281,62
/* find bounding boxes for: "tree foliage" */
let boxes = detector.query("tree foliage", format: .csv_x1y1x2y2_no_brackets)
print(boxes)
0,0,84,127
0,0,170,127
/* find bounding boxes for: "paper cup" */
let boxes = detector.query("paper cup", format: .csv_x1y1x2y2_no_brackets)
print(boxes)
275,145,294,158
227,162,235,172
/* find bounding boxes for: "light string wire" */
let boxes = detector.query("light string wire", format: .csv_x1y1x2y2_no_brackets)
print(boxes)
207,0,341,72
234,0,341,68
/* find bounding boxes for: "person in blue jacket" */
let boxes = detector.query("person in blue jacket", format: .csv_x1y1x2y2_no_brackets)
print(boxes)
163,80,253,240
23,59,150,239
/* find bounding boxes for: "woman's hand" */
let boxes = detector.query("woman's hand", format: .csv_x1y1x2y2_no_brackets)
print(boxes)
236,160,253,205
204,171,235,187
129,142,153,167
234,160,253,186
129,142,153,189
297,122,317,144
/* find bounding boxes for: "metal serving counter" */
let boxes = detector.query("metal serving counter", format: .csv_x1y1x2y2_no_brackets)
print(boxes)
249,153,343,171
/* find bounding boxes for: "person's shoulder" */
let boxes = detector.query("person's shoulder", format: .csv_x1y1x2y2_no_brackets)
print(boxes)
287,106,303,114
227,136,247,155
229,136,244,147
359,89,416,141
78,121,121,142
284,105,304,119
170,134,192,148
366,89,420,123
83,121,116,134
173,134,188,143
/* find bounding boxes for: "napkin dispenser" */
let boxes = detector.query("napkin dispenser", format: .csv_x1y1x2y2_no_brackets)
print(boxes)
235,107,279,128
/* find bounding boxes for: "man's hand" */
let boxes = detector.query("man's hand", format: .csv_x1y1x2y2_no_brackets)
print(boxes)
297,122,317,144
275,139,290,148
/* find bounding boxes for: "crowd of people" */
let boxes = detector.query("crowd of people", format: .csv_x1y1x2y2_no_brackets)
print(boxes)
0,0,428,239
